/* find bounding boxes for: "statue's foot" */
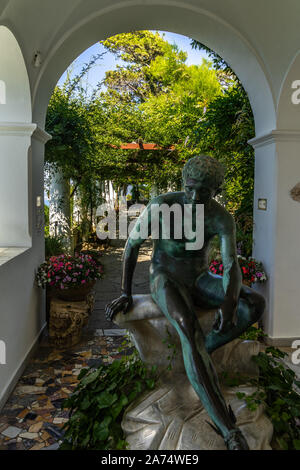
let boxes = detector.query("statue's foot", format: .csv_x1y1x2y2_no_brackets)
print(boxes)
224,429,249,450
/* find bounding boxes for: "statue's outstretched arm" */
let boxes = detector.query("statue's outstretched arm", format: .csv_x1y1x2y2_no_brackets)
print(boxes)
105,204,151,321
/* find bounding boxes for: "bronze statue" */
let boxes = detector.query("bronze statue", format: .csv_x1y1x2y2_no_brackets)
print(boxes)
105,155,265,450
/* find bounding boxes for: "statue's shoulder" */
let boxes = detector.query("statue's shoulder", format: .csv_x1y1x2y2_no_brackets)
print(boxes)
211,200,235,232
148,191,184,207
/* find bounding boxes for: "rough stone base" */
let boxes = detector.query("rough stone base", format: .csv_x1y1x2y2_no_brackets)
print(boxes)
114,294,274,450
122,376,273,450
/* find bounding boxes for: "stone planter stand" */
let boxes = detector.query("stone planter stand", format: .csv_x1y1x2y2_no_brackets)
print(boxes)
49,296,94,349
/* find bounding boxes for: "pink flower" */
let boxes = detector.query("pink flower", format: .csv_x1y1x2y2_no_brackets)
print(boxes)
81,280,86,284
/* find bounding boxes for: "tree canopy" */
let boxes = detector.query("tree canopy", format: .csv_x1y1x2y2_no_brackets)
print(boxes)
98,32,222,191
191,40,255,255
45,31,255,255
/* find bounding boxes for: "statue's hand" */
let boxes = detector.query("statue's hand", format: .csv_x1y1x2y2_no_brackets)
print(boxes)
105,294,133,322
213,303,238,334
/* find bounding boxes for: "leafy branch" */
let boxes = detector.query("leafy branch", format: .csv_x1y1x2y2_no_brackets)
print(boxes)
59,336,158,450
234,347,300,450
162,326,178,371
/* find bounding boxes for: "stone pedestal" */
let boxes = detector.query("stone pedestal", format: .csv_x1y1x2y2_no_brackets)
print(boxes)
114,295,273,450
49,297,92,349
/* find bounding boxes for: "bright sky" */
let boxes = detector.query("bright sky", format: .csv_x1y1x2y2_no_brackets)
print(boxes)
57,31,210,92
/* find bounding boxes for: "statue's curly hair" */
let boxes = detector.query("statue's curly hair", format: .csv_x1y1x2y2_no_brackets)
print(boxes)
182,155,225,194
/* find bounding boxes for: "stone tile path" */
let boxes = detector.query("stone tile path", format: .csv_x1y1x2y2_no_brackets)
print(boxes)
0,241,152,450
0,333,298,450
88,240,152,331
0,333,131,450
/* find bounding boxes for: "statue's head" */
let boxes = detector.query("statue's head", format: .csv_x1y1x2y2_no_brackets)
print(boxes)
182,155,225,204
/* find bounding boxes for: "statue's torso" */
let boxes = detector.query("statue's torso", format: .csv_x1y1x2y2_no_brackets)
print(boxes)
148,192,227,283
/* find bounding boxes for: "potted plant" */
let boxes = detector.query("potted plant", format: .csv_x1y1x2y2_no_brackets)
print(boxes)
36,252,104,301
209,256,267,287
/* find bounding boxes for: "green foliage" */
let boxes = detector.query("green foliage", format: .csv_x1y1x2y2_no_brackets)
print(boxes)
45,54,114,244
140,62,222,190
44,205,50,237
46,87,97,180
99,31,222,192
196,86,255,256
59,336,158,450
235,347,300,450
191,41,255,257
191,39,240,83
45,235,64,259
46,32,257,254
239,326,267,342
221,370,249,388
101,31,187,102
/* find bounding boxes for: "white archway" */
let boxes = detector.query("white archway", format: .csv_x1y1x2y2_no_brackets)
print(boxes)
0,25,35,247
31,2,280,338
0,25,43,410
0,25,31,122
32,2,276,136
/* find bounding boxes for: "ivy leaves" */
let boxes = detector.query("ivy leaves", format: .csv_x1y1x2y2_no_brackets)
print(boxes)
234,347,300,450
60,339,157,450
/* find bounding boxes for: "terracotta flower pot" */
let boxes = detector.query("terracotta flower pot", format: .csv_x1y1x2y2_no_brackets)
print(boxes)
49,280,96,302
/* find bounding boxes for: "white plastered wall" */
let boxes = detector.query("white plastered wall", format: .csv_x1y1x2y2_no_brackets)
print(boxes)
249,50,300,342
0,26,46,408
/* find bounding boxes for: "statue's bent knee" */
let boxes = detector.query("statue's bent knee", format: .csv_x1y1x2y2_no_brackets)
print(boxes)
173,311,196,339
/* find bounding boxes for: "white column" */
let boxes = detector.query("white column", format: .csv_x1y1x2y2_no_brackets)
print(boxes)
0,122,36,247
109,181,116,205
249,130,300,343
150,185,159,199
49,168,71,251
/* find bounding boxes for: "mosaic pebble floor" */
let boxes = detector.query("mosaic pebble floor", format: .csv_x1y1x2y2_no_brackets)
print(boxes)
0,332,129,450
